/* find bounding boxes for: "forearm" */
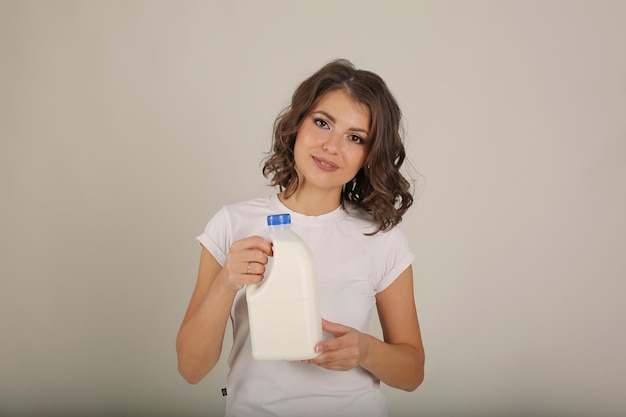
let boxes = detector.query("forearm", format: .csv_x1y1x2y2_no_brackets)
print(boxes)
360,334,425,391
176,273,236,384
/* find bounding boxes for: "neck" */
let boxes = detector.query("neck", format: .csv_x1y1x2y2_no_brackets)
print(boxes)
278,188,342,216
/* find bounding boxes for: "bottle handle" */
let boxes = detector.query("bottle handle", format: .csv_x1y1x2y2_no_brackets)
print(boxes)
246,235,274,300
246,282,259,299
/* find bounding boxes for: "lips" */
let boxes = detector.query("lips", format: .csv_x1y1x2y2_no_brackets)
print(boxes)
312,155,339,171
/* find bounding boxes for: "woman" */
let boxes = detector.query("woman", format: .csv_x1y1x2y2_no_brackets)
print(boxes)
176,59,425,416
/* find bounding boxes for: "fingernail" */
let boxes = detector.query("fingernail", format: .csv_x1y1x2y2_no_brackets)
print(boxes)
315,345,323,353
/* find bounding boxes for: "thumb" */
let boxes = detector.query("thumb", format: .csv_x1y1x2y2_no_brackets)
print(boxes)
321,318,348,337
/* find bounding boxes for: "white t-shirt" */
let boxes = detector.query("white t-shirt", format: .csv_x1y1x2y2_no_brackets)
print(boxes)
197,194,414,417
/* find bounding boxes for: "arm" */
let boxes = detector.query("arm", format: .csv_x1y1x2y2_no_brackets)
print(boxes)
306,265,425,391
176,237,272,384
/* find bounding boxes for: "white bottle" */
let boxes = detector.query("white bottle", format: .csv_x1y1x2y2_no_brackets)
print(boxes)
246,213,322,361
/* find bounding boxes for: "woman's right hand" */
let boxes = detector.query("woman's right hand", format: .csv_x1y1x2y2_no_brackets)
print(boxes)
221,236,273,291
177,238,272,383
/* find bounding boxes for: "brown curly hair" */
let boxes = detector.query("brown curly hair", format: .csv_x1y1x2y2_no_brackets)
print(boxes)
262,59,413,234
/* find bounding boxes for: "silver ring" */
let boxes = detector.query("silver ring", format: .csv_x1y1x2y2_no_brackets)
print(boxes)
246,262,251,274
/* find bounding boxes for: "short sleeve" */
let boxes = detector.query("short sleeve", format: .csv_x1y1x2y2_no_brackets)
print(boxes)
375,227,415,293
196,206,233,266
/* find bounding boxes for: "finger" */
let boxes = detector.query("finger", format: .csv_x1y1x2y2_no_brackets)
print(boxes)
237,236,273,256
315,363,349,371
243,248,271,266
321,319,349,337
244,261,267,276
308,350,358,371
311,355,353,371
314,320,349,353
315,334,355,357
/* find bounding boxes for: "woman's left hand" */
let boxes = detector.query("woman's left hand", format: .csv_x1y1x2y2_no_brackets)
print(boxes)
305,319,370,371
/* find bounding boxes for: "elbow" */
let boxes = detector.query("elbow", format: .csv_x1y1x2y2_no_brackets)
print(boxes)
179,365,204,385
177,354,203,384
402,371,424,392
401,349,425,392
179,367,200,385
178,358,215,385
176,342,217,385
384,360,424,392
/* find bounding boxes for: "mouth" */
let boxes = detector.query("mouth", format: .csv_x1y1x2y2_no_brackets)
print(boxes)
312,156,339,171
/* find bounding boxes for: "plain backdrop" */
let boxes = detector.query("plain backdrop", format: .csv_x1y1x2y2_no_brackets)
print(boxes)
1,1,625,416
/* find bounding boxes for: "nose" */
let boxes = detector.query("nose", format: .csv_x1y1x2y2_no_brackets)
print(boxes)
321,131,341,153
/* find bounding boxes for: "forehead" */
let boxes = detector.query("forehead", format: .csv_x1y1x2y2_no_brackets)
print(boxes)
312,89,371,124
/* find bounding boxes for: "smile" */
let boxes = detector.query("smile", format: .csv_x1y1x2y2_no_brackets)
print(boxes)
312,156,339,171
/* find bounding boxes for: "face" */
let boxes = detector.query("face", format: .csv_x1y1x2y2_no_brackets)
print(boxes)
293,89,371,196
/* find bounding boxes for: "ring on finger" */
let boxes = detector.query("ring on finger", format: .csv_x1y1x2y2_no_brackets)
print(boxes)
246,262,251,274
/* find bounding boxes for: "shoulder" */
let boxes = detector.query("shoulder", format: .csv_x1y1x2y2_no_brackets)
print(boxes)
209,195,281,240
221,195,275,213
202,195,276,233
341,204,405,239
213,195,284,222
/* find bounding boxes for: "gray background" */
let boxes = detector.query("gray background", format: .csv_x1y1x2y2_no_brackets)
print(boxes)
1,1,625,416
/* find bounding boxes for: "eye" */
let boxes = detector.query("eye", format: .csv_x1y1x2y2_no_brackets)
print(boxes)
348,134,365,145
314,118,330,129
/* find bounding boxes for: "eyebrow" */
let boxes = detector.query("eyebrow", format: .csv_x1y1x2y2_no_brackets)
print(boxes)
313,110,370,135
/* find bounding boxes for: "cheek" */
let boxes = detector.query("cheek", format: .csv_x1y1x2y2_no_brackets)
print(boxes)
346,147,368,169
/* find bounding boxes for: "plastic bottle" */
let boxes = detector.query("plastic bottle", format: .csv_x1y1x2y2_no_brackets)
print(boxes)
246,213,322,361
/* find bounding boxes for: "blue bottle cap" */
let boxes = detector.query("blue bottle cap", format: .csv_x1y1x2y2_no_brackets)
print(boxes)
267,213,291,226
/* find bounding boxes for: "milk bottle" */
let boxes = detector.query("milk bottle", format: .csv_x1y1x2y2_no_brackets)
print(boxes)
246,213,322,361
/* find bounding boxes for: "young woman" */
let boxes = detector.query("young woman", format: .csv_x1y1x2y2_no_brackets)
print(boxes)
176,59,425,417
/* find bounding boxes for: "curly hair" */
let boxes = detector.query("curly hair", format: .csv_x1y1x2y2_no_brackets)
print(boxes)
262,59,413,234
